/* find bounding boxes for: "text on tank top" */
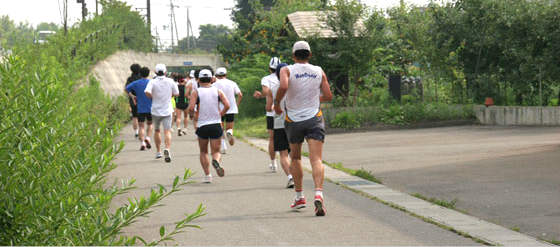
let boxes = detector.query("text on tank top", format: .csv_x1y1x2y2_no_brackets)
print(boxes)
285,63,322,122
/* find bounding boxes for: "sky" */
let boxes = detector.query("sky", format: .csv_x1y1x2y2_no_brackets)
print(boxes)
0,0,434,47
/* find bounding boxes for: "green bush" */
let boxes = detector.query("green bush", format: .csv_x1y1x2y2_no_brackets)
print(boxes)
331,111,362,129
227,54,271,119
325,103,475,129
0,2,204,245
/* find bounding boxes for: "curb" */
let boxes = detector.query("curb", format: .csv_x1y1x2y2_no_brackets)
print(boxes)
245,137,552,246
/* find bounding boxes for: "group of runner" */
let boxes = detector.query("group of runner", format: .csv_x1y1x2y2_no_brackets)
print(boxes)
124,41,332,216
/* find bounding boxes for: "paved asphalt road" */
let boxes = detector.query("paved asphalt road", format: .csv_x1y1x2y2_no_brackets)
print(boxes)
107,125,480,245
318,125,560,243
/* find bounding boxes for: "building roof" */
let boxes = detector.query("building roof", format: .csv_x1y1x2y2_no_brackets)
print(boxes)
286,11,336,38
286,11,365,38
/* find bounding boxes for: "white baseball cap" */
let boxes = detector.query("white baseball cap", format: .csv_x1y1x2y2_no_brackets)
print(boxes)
199,69,212,78
189,70,195,78
216,67,227,76
155,63,166,73
292,41,311,54
269,57,281,69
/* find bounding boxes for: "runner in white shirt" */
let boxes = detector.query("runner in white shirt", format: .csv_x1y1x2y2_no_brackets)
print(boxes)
253,57,281,172
274,41,332,216
186,69,200,131
144,63,179,163
265,63,294,188
188,69,230,183
213,67,243,153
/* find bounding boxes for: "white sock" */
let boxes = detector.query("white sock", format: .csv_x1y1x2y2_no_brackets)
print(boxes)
227,129,233,135
315,189,323,198
146,136,150,141
221,138,227,148
287,175,293,180
135,129,139,135
296,190,304,200
271,159,276,165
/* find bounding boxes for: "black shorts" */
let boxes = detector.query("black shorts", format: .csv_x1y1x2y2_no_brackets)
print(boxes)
195,123,223,139
176,102,189,110
222,114,235,123
284,115,325,144
266,116,274,130
130,104,138,117
137,113,152,123
274,128,290,152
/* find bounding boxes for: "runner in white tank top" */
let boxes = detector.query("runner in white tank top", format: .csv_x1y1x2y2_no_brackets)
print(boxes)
188,69,230,183
253,57,281,172
284,63,323,122
273,41,333,216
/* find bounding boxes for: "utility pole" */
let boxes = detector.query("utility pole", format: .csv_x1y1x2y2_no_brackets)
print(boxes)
186,6,195,54
169,0,174,50
186,7,190,54
77,0,87,21
147,0,151,35
95,0,98,15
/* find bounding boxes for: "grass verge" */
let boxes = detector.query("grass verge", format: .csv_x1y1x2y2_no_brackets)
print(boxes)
235,116,268,139
412,193,458,210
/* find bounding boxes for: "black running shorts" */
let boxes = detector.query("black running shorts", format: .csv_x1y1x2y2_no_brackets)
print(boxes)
266,116,274,130
195,123,223,140
176,102,189,110
130,104,138,118
273,128,290,152
137,113,152,123
222,114,235,123
284,115,325,144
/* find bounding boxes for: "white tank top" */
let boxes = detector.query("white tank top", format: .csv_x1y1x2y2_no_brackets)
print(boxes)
196,86,221,128
285,63,322,122
270,83,286,129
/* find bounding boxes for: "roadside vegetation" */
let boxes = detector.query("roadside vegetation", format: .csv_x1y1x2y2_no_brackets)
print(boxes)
0,1,203,245
219,0,560,133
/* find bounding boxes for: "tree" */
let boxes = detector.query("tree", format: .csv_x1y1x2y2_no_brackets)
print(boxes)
220,0,325,63
311,0,389,106
0,16,35,48
36,22,59,32
175,24,230,54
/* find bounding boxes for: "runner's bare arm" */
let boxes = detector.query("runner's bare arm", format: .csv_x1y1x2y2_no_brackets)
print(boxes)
186,83,192,96
218,90,230,116
187,90,198,114
253,85,269,99
236,91,243,107
265,89,273,112
274,67,290,114
320,70,333,102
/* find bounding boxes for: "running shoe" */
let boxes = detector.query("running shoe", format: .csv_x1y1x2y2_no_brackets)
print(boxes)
181,129,188,136
291,197,306,210
227,132,235,146
140,144,146,151
212,159,225,177
155,152,163,159
202,175,212,183
221,149,227,154
144,138,151,149
269,161,277,173
135,133,139,138
314,195,326,216
178,129,182,136
164,150,171,163
286,178,295,188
